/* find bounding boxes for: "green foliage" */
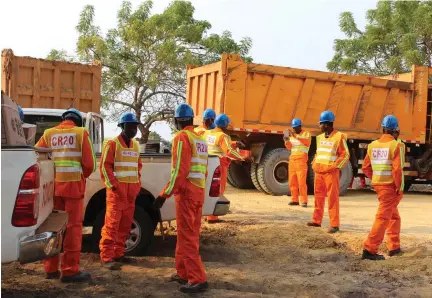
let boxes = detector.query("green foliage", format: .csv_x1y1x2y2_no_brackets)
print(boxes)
148,131,161,140
46,49,73,62
48,0,253,143
327,1,432,75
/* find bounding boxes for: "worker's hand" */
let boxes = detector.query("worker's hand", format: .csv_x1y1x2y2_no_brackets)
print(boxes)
244,156,253,163
236,141,246,149
153,196,166,209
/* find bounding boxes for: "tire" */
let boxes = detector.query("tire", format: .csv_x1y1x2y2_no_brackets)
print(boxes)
228,162,255,189
227,166,239,188
251,163,267,193
257,148,290,196
306,161,353,196
404,179,413,192
92,205,154,256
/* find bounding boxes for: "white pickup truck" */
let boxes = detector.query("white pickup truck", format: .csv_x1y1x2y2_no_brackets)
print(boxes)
1,144,68,264
23,108,229,255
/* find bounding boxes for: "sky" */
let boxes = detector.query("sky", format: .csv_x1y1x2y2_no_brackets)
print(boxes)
0,0,377,140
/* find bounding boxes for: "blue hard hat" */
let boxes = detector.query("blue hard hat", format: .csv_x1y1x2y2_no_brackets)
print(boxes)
118,112,140,126
319,110,336,123
17,105,24,122
62,108,82,121
215,114,230,128
381,115,399,130
291,118,302,128
203,108,216,120
175,104,194,118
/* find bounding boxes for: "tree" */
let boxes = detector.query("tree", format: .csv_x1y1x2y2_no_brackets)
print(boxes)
58,0,252,143
148,131,161,141
46,49,75,62
327,1,432,75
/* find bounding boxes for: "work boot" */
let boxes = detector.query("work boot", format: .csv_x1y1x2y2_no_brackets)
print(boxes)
301,203,308,208
46,271,60,280
328,227,340,234
388,248,402,257
60,272,92,283
101,260,121,270
170,272,187,285
307,222,321,227
113,256,136,264
361,249,385,261
208,219,223,224
179,282,209,293
288,201,300,206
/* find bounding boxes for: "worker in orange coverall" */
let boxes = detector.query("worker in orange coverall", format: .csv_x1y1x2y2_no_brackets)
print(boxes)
99,112,142,270
153,104,209,294
194,108,216,135
361,115,404,260
307,110,350,234
36,108,96,283
284,118,311,207
204,114,251,223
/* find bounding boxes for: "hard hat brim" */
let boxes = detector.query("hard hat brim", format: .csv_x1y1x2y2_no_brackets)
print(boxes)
118,120,141,127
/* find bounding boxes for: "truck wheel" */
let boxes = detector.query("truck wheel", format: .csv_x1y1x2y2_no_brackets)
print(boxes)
306,161,353,196
404,179,413,192
227,167,239,188
92,205,154,256
228,162,255,189
257,148,290,196
251,163,267,193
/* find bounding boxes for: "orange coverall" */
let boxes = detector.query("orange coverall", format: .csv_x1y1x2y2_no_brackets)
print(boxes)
285,130,311,204
312,130,350,227
362,134,404,254
160,126,207,284
99,135,142,262
36,120,96,276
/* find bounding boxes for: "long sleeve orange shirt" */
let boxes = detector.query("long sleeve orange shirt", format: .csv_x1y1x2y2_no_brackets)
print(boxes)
35,120,96,198
160,126,196,199
100,134,143,190
284,130,311,161
312,130,350,174
362,134,404,192
215,128,244,161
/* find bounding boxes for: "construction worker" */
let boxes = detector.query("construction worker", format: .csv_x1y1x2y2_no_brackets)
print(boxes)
361,115,404,260
204,114,249,223
284,118,311,207
36,108,95,283
99,112,142,270
153,103,209,293
307,110,350,233
194,108,216,135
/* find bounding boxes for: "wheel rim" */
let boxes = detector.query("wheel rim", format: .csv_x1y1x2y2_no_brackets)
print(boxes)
273,161,288,184
125,220,141,252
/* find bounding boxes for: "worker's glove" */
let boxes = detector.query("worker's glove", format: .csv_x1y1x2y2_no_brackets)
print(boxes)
236,141,246,149
153,196,166,209
244,156,254,163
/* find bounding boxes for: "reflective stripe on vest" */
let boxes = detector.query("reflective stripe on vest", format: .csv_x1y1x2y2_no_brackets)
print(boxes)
315,132,344,166
113,137,140,183
204,130,224,157
184,130,208,188
368,139,398,185
44,126,84,182
289,131,310,156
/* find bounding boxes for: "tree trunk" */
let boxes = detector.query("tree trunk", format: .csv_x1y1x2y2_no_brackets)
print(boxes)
138,124,150,144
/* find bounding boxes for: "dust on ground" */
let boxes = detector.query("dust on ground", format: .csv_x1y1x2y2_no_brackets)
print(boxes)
2,186,432,298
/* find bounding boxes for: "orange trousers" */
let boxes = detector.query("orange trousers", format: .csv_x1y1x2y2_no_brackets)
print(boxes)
99,183,139,262
207,157,231,221
288,158,308,203
44,197,84,276
364,185,403,254
175,183,207,284
312,170,340,227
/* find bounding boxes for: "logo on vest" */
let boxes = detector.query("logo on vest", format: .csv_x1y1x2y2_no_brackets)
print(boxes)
51,133,77,149
121,151,138,157
320,140,334,147
372,148,389,160
195,140,208,155
207,135,216,145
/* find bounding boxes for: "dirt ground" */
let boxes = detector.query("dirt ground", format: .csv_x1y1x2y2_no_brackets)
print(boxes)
2,185,432,298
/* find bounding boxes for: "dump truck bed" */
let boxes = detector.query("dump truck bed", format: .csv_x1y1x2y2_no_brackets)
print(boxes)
1,49,102,113
187,54,431,144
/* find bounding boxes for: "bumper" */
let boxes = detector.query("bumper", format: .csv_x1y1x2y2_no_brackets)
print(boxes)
213,195,230,216
19,211,68,264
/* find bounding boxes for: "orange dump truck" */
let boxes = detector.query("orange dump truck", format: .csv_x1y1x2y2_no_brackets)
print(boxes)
187,54,432,195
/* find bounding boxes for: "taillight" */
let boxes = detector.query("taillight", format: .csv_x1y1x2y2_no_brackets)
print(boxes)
12,165,40,227
209,166,221,197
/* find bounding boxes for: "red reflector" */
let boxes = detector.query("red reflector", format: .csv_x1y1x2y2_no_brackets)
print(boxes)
209,166,221,197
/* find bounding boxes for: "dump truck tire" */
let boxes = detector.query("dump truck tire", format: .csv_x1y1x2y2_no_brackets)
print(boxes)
257,148,290,196
251,163,267,193
228,162,255,189
306,161,353,196
227,167,239,188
